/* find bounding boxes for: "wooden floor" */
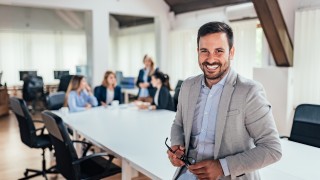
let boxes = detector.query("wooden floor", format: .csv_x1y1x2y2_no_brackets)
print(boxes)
0,111,150,180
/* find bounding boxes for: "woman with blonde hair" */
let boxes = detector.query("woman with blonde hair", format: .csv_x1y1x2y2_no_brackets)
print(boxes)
136,55,158,102
65,75,98,112
94,71,122,106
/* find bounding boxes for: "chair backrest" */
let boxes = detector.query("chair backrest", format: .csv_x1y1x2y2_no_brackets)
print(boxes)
175,80,183,91
58,75,74,92
46,91,66,110
290,104,320,148
173,80,183,112
22,76,44,101
9,97,37,147
41,111,78,179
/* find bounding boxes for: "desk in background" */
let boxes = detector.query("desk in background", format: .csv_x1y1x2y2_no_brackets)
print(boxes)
53,107,320,180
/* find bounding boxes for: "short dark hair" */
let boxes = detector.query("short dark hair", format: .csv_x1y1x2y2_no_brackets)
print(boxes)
197,21,233,50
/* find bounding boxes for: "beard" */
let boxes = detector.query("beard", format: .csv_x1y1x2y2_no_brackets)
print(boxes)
201,59,230,80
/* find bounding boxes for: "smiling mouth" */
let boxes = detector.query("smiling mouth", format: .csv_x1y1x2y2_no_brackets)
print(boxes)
206,64,219,70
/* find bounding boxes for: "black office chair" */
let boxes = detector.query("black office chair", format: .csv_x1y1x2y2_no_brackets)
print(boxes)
282,104,320,148
22,76,46,112
46,91,65,110
57,75,74,92
9,97,57,179
41,111,121,180
173,80,183,111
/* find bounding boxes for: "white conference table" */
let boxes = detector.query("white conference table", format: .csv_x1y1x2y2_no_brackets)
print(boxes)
53,105,177,180
260,140,320,180
53,106,320,180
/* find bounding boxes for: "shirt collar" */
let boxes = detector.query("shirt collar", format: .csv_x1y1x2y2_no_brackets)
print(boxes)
201,69,230,88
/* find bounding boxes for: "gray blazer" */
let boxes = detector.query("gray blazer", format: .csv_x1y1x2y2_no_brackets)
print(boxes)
170,69,282,180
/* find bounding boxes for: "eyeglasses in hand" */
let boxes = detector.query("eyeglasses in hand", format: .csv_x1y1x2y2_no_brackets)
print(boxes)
165,137,195,167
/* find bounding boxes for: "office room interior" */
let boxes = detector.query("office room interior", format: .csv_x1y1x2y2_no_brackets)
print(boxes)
0,0,320,179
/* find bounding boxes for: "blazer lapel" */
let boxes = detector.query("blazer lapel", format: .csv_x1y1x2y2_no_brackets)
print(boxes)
185,75,202,151
214,69,237,158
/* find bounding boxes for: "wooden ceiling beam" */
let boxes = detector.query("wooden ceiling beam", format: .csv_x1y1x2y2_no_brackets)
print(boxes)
252,0,293,66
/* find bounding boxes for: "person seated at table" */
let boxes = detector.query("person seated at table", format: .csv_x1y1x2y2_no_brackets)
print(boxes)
65,75,98,112
138,71,174,111
136,55,157,102
94,71,122,106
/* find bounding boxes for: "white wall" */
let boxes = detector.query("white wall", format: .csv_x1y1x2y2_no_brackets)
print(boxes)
0,5,85,32
0,0,170,86
170,6,228,31
253,67,294,135
278,0,320,42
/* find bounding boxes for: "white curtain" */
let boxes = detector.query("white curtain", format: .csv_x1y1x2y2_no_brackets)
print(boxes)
168,29,201,87
230,20,258,79
293,8,320,105
0,30,86,86
115,32,156,77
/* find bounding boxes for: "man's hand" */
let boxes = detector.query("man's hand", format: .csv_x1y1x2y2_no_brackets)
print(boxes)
188,159,224,180
167,145,185,167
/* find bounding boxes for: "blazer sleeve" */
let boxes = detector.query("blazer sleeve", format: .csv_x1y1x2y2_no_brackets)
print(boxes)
156,87,173,111
94,86,103,106
225,83,282,179
114,86,123,104
136,69,143,88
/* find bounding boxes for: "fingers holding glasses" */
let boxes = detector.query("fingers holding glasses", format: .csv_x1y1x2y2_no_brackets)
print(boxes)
167,145,185,167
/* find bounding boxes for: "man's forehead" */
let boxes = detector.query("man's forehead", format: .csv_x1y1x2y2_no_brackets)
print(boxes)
199,33,228,47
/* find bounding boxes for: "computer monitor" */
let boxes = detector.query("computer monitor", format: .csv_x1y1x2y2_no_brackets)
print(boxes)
19,71,37,81
115,71,123,85
54,70,70,80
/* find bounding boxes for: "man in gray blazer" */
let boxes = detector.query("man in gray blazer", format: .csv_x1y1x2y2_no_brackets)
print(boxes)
168,22,282,180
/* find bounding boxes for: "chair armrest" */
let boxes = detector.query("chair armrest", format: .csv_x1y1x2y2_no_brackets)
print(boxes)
72,152,114,165
72,140,92,157
33,120,44,123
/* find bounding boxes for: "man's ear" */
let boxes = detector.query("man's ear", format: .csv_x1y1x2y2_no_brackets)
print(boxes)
229,46,235,60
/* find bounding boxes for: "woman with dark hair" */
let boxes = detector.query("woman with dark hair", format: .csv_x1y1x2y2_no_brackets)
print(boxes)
136,55,157,102
94,71,122,106
138,71,174,111
65,75,98,112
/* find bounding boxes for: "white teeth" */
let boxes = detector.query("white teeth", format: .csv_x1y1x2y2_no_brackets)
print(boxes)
206,65,219,70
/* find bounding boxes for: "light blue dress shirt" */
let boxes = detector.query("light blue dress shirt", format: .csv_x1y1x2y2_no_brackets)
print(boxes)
178,72,230,180
68,90,98,112
139,69,150,97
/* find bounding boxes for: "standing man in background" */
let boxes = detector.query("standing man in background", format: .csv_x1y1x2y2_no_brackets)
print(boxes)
168,21,282,180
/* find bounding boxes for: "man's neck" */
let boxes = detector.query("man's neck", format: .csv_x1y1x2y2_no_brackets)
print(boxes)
204,69,229,88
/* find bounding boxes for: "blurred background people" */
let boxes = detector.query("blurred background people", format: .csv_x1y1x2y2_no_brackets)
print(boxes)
136,54,157,102
65,75,98,112
138,71,174,111
94,71,122,106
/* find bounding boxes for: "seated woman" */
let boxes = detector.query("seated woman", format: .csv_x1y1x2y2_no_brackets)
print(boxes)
138,71,174,111
94,71,122,106
65,75,98,112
